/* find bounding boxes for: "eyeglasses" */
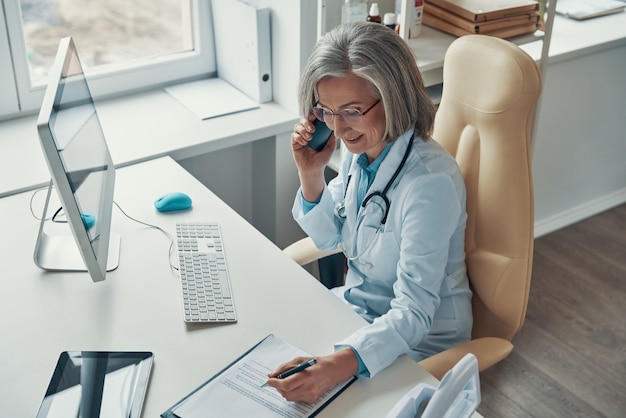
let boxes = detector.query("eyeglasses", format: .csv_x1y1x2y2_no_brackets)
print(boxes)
312,99,380,124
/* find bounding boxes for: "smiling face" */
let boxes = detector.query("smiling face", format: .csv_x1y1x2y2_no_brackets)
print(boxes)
316,74,387,163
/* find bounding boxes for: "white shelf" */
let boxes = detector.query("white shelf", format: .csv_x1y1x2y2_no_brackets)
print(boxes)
0,88,297,198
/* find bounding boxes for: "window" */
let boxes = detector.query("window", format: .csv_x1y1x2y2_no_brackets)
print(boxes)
0,0,215,117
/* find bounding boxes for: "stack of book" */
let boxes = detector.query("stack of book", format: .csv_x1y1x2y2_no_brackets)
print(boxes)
423,0,541,39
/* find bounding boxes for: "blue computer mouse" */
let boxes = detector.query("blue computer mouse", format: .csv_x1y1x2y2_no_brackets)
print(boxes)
155,192,192,212
81,212,96,229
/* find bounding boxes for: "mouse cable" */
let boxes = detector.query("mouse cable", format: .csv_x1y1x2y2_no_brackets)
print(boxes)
29,185,71,224
29,187,179,271
29,186,54,221
113,201,180,272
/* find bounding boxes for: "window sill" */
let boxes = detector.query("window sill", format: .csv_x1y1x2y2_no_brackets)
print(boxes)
0,85,298,198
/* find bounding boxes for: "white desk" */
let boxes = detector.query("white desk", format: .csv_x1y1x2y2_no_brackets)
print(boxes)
0,157,438,417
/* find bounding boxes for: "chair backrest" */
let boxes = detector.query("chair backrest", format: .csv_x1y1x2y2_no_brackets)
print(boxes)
433,35,541,341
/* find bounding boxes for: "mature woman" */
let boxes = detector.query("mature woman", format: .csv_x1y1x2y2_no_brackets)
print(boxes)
267,22,472,403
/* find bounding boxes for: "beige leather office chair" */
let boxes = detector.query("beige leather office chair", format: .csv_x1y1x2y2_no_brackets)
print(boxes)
284,34,541,380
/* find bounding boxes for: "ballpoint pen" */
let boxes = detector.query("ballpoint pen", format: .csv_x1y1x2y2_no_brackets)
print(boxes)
261,358,317,387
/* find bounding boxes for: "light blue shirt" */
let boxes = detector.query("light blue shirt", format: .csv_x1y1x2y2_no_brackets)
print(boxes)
354,144,392,206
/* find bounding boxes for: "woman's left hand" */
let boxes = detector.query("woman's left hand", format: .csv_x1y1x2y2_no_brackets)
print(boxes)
265,348,359,403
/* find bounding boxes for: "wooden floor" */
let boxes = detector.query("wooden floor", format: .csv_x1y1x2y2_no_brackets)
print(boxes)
476,203,626,418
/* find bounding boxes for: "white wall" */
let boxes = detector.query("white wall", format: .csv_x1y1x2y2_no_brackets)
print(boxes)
179,142,255,221
532,44,626,236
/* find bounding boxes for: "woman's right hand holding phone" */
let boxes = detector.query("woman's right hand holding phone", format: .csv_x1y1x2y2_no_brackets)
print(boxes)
291,115,336,202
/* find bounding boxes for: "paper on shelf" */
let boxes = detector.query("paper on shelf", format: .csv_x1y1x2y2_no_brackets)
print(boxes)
555,0,625,20
164,78,258,120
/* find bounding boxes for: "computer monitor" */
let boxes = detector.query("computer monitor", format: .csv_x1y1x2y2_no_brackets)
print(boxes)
34,37,120,282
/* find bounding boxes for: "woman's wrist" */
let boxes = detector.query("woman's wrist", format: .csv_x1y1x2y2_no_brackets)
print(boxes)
328,347,359,382
299,172,326,203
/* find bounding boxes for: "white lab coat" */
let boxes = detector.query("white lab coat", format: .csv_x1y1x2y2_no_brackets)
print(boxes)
292,130,472,378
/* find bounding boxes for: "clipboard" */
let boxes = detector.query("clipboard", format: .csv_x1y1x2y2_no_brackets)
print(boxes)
161,334,356,418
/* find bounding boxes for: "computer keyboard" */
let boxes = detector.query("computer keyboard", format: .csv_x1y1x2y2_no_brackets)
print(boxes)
175,222,237,323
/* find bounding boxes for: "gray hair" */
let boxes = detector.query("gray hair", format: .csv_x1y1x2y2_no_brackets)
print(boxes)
298,22,435,142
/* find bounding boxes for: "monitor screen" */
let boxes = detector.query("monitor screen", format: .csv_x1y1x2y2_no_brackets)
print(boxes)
34,37,119,282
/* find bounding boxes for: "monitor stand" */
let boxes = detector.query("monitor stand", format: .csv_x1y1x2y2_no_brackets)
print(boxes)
33,181,120,274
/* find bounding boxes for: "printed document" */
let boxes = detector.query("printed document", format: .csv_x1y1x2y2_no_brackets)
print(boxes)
161,334,355,418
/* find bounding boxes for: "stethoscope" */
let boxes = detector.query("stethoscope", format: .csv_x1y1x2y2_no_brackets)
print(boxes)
335,134,415,225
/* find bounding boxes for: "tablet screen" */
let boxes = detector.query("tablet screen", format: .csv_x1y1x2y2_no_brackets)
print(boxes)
36,351,154,418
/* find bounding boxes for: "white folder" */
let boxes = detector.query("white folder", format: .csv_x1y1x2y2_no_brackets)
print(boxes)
211,0,272,103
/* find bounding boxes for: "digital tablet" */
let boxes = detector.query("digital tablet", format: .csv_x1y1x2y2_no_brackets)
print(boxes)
36,351,154,418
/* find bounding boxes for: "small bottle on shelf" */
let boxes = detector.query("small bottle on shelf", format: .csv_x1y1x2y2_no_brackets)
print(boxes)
383,12,397,30
367,3,382,24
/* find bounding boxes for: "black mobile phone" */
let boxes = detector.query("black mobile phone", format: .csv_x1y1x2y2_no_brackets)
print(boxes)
307,119,333,151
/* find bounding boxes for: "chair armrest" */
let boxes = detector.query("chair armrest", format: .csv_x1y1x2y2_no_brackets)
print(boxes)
283,237,342,266
418,337,513,380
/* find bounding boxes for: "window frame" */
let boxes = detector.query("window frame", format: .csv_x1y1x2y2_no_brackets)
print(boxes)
0,1,19,116
0,0,216,118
